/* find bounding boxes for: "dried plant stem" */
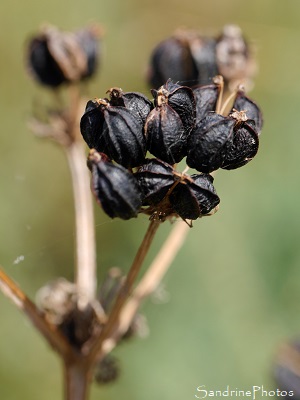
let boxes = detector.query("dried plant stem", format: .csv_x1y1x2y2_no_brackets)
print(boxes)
99,220,190,356
0,266,75,362
64,361,91,400
66,140,97,310
87,219,160,364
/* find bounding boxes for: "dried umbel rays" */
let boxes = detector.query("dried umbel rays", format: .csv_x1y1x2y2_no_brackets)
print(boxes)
80,76,263,224
147,25,256,89
27,24,102,87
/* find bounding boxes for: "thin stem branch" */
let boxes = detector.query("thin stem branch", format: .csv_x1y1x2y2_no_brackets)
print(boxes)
0,266,75,362
66,140,97,310
98,220,190,357
86,219,160,363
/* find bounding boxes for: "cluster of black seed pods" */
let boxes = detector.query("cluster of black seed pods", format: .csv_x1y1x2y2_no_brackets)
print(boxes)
80,76,263,225
147,24,255,89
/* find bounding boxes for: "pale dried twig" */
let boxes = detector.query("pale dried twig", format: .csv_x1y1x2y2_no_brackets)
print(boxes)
0,266,76,362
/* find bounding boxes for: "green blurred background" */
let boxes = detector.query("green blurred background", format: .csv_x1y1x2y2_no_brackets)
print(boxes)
1,0,300,399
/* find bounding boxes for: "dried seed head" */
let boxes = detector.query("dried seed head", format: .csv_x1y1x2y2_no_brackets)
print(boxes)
88,150,142,220
27,24,102,87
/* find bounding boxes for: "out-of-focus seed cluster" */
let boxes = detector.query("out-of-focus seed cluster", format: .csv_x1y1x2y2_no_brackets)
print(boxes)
27,24,102,87
81,76,263,224
147,25,256,90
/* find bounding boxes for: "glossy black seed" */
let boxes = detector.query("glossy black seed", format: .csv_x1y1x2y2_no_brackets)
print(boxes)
147,36,198,89
193,84,220,124
221,118,259,170
186,113,235,173
103,106,146,167
145,103,187,164
135,158,175,206
232,91,263,134
80,99,106,150
152,80,196,135
80,99,147,168
88,151,142,220
170,173,220,220
107,88,153,126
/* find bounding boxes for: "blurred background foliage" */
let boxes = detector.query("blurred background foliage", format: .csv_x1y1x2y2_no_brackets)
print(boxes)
1,0,300,399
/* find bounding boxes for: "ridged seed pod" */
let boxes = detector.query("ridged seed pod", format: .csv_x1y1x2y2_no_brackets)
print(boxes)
169,173,220,220
80,98,147,168
88,150,142,220
107,87,153,126
186,113,235,173
221,111,259,170
145,103,186,164
146,80,196,164
152,80,196,135
135,158,175,206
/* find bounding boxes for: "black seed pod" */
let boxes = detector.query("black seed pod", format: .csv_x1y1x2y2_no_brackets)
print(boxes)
186,113,235,173
94,355,120,384
147,34,199,89
221,111,259,170
189,36,218,85
232,90,263,134
80,98,147,168
193,83,220,124
170,174,220,220
80,99,106,150
107,88,153,126
145,103,186,164
88,150,142,220
135,158,175,206
152,80,196,135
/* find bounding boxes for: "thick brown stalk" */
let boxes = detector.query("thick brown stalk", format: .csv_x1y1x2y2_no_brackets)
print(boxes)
63,360,92,400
